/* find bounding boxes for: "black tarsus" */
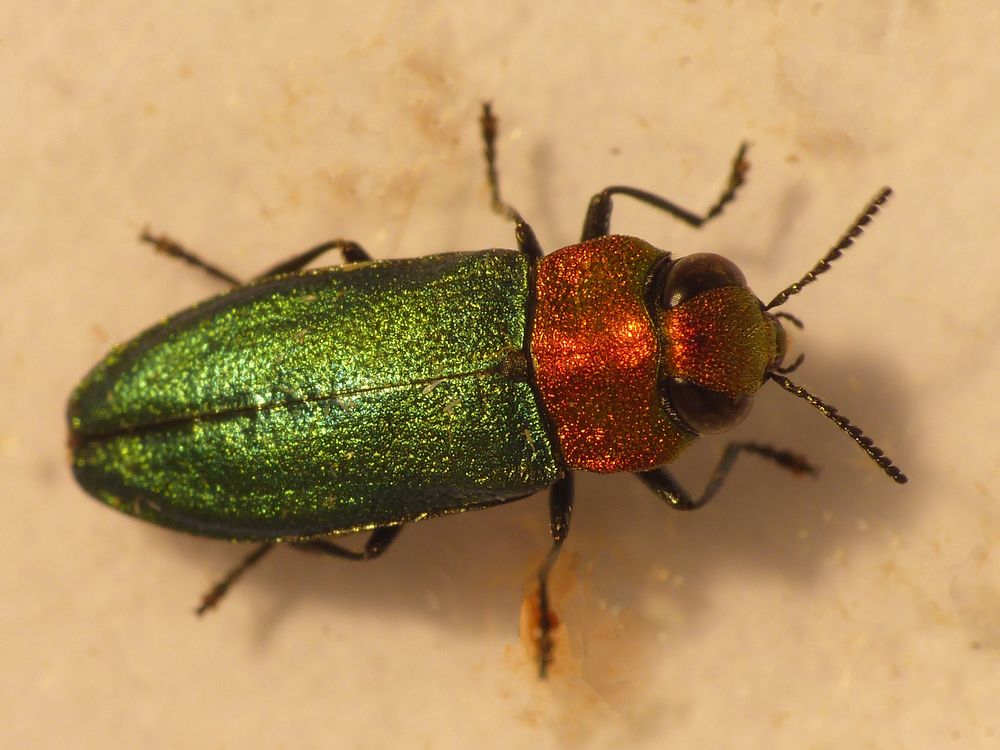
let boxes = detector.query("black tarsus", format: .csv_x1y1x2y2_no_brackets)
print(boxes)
196,542,274,615
141,228,243,287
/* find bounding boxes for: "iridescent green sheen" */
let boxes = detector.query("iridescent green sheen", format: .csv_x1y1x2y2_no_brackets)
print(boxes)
69,251,561,540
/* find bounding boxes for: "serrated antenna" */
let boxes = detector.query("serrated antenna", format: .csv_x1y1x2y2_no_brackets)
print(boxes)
766,188,892,310
769,372,907,484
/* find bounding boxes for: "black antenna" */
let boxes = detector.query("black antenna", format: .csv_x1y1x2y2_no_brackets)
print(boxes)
766,188,892,310
769,373,907,484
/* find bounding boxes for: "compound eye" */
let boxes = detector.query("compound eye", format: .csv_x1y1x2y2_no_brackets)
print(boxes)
666,378,753,434
660,253,747,309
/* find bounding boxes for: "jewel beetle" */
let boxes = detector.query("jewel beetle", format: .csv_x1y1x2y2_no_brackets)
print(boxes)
68,103,906,677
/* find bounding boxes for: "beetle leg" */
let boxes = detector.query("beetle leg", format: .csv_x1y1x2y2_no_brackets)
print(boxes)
141,229,244,287
479,102,544,261
579,142,750,241
196,542,275,615
253,240,371,280
194,527,400,615
534,473,574,678
291,525,402,560
140,230,371,287
636,442,817,511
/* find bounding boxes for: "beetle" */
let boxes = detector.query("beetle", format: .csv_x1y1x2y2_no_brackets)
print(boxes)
68,103,906,677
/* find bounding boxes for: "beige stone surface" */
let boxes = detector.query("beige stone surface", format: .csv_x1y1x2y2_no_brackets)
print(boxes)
3,3,998,748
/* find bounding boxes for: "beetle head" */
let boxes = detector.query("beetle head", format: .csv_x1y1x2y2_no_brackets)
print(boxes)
653,252,780,434
653,188,906,484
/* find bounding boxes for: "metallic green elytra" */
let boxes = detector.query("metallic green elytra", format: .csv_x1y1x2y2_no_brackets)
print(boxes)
70,251,560,539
